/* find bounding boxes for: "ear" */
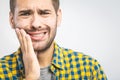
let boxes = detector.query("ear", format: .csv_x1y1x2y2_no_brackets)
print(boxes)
9,12,15,29
57,9,62,27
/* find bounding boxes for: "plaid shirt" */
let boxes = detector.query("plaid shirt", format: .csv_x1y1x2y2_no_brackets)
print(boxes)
0,43,107,80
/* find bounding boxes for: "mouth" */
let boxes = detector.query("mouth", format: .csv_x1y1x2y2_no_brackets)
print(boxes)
27,30,48,41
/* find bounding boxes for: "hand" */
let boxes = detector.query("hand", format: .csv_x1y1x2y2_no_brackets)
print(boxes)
15,28,40,80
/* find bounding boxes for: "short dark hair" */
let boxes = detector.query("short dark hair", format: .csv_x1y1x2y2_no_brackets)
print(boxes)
10,0,60,14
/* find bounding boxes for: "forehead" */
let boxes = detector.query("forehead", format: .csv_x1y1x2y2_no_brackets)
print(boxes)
15,0,54,10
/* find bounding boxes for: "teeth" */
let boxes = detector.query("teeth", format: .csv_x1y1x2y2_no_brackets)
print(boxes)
32,33,44,37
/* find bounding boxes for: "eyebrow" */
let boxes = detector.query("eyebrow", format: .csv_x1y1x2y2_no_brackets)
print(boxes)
19,9,51,13
38,9,51,13
18,9,32,14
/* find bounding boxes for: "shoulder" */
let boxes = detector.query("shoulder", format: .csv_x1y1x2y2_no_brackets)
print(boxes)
61,47,107,79
0,53,17,64
0,50,24,79
62,47,95,63
0,49,21,64
0,51,23,79
0,53,17,70
0,53,16,60
61,47,104,71
0,53,17,75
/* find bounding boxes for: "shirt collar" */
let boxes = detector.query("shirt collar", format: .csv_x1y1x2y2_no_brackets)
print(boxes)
51,43,64,70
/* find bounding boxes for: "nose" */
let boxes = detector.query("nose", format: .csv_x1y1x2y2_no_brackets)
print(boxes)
31,13,42,29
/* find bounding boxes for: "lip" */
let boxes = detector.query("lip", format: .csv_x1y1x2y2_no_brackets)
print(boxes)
27,30,48,41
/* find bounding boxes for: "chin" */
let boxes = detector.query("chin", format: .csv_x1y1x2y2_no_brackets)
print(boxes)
32,40,53,52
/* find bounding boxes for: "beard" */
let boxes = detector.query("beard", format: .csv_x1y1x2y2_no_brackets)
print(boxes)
33,31,56,53
28,25,57,53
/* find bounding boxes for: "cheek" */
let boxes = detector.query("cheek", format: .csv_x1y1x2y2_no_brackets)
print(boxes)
14,18,31,29
48,19,57,36
45,17,57,28
46,18,57,34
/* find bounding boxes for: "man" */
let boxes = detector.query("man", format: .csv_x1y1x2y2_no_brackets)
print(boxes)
0,0,107,80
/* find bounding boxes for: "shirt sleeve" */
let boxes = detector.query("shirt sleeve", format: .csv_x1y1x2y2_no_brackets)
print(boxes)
92,59,107,80
0,60,13,79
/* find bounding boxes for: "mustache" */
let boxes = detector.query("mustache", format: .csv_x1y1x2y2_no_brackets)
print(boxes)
16,25,50,33
25,27,50,33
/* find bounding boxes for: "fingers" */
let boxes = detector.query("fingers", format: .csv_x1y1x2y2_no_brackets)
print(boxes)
26,34,34,54
15,28,25,52
15,28,32,54
21,29,28,53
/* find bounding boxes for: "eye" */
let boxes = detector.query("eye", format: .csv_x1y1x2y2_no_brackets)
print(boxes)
20,12,31,16
41,12,49,15
19,10,32,16
40,10,50,15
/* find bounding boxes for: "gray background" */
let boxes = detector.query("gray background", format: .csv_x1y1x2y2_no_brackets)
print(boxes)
0,0,120,80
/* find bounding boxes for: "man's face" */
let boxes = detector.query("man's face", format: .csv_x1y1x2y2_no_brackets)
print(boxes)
10,0,61,52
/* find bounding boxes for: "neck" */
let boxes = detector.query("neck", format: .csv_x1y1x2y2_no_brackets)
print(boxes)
36,42,54,68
